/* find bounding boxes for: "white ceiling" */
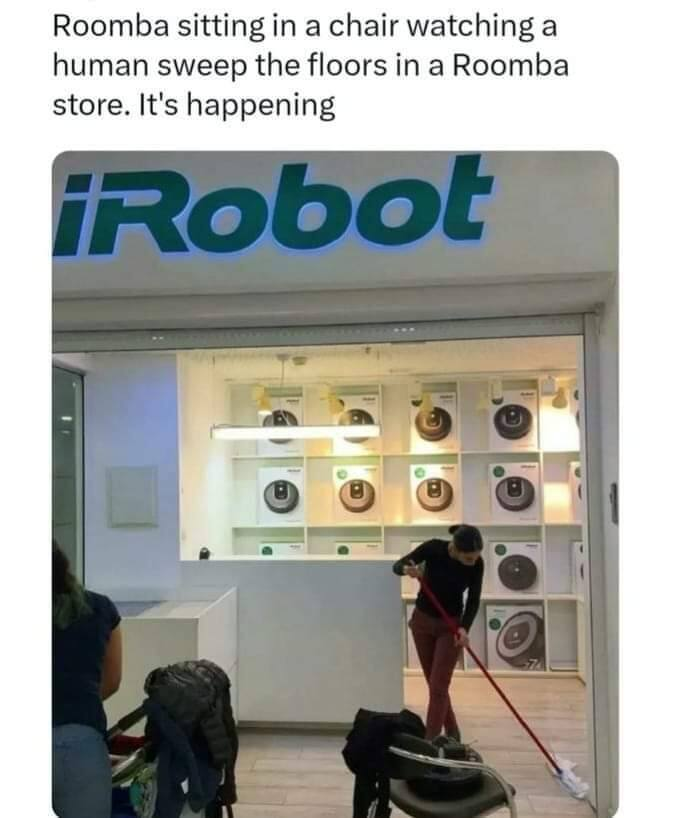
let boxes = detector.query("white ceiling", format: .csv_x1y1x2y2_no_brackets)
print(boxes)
185,336,580,383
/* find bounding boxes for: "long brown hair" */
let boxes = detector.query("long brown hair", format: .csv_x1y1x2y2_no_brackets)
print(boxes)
53,540,90,629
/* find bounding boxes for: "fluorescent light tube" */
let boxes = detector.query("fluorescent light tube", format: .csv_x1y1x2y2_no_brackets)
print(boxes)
211,424,381,441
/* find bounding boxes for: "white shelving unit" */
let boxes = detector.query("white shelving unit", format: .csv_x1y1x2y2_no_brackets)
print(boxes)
191,370,586,679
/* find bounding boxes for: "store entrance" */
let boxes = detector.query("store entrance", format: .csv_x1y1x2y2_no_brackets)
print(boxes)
54,324,603,818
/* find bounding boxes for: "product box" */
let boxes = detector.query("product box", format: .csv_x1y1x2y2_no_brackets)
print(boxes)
257,466,305,525
410,463,459,524
259,541,307,557
335,540,384,557
332,393,381,455
332,464,381,523
490,541,542,595
569,461,582,523
489,462,541,524
572,540,586,598
410,390,458,453
489,389,538,451
486,603,546,671
256,396,304,457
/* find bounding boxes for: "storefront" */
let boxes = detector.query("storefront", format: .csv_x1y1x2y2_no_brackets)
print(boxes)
52,151,618,816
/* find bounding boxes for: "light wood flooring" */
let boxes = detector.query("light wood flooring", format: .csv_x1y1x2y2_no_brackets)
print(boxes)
234,676,594,818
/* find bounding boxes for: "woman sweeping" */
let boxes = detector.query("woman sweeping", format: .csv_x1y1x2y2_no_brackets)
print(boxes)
393,524,484,741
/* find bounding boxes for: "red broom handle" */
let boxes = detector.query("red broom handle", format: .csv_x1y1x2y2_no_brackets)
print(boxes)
417,575,562,775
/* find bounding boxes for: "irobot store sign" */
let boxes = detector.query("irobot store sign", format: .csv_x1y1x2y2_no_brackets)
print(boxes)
53,154,494,258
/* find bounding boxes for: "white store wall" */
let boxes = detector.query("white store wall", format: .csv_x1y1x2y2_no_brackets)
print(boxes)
83,353,180,600
178,354,233,560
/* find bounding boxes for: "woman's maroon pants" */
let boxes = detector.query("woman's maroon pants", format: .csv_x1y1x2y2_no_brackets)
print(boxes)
409,606,461,739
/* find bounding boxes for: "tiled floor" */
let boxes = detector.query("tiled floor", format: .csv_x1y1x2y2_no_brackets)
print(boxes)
234,676,594,818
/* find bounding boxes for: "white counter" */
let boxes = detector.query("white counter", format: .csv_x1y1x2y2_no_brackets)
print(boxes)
181,558,404,726
105,589,238,734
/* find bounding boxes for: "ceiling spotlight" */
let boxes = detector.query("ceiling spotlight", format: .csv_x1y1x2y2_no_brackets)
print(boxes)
541,376,558,396
552,386,569,409
60,415,73,422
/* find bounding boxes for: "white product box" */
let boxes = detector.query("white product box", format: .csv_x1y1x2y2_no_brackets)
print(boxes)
257,466,305,525
410,390,458,453
572,540,586,598
335,540,384,557
491,541,542,595
332,393,381,455
489,462,541,524
259,541,307,557
332,465,381,523
256,397,304,457
569,461,582,523
410,463,459,524
489,389,538,451
486,603,546,671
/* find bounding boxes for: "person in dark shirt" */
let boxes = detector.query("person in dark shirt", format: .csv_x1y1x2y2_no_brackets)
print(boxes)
52,541,123,818
393,524,484,741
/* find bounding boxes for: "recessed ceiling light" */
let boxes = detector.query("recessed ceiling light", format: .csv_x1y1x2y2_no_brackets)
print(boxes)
60,415,73,422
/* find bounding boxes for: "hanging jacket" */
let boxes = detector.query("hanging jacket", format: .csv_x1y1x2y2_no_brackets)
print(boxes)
342,708,426,818
143,659,238,810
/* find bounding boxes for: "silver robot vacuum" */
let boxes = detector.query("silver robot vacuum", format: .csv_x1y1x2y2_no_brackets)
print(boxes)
495,476,535,512
493,404,533,441
414,406,453,442
339,479,376,513
497,554,538,592
263,409,299,444
416,478,454,512
496,611,545,668
338,407,375,443
263,480,300,514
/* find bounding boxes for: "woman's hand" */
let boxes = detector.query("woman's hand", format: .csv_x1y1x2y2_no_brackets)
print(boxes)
454,627,470,648
404,561,423,579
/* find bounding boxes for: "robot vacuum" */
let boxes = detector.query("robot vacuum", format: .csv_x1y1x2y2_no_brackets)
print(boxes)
338,407,375,443
263,409,298,444
493,404,533,441
495,476,535,512
338,479,376,513
497,554,538,592
263,480,300,514
414,406,453,442
416,478,454,512
496,611,545,668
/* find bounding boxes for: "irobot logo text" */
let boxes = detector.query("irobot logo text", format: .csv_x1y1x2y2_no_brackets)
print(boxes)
53,155,494,258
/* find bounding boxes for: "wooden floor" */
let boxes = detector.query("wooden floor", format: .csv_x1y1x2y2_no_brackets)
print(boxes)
234,676,593,818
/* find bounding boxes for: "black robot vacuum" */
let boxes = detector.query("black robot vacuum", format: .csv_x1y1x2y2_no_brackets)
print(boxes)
414,406,453,442
263,409,298,444
263,480,300,514
493,404,533,441
338,407,375,443
339,479,376,513
496,611,545,668
495,476,535,512
416,478,454,512
497,554,538,592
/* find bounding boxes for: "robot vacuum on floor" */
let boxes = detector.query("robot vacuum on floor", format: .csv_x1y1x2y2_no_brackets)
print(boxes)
263,480,300,514
416,478,454,512
338,479,376,513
